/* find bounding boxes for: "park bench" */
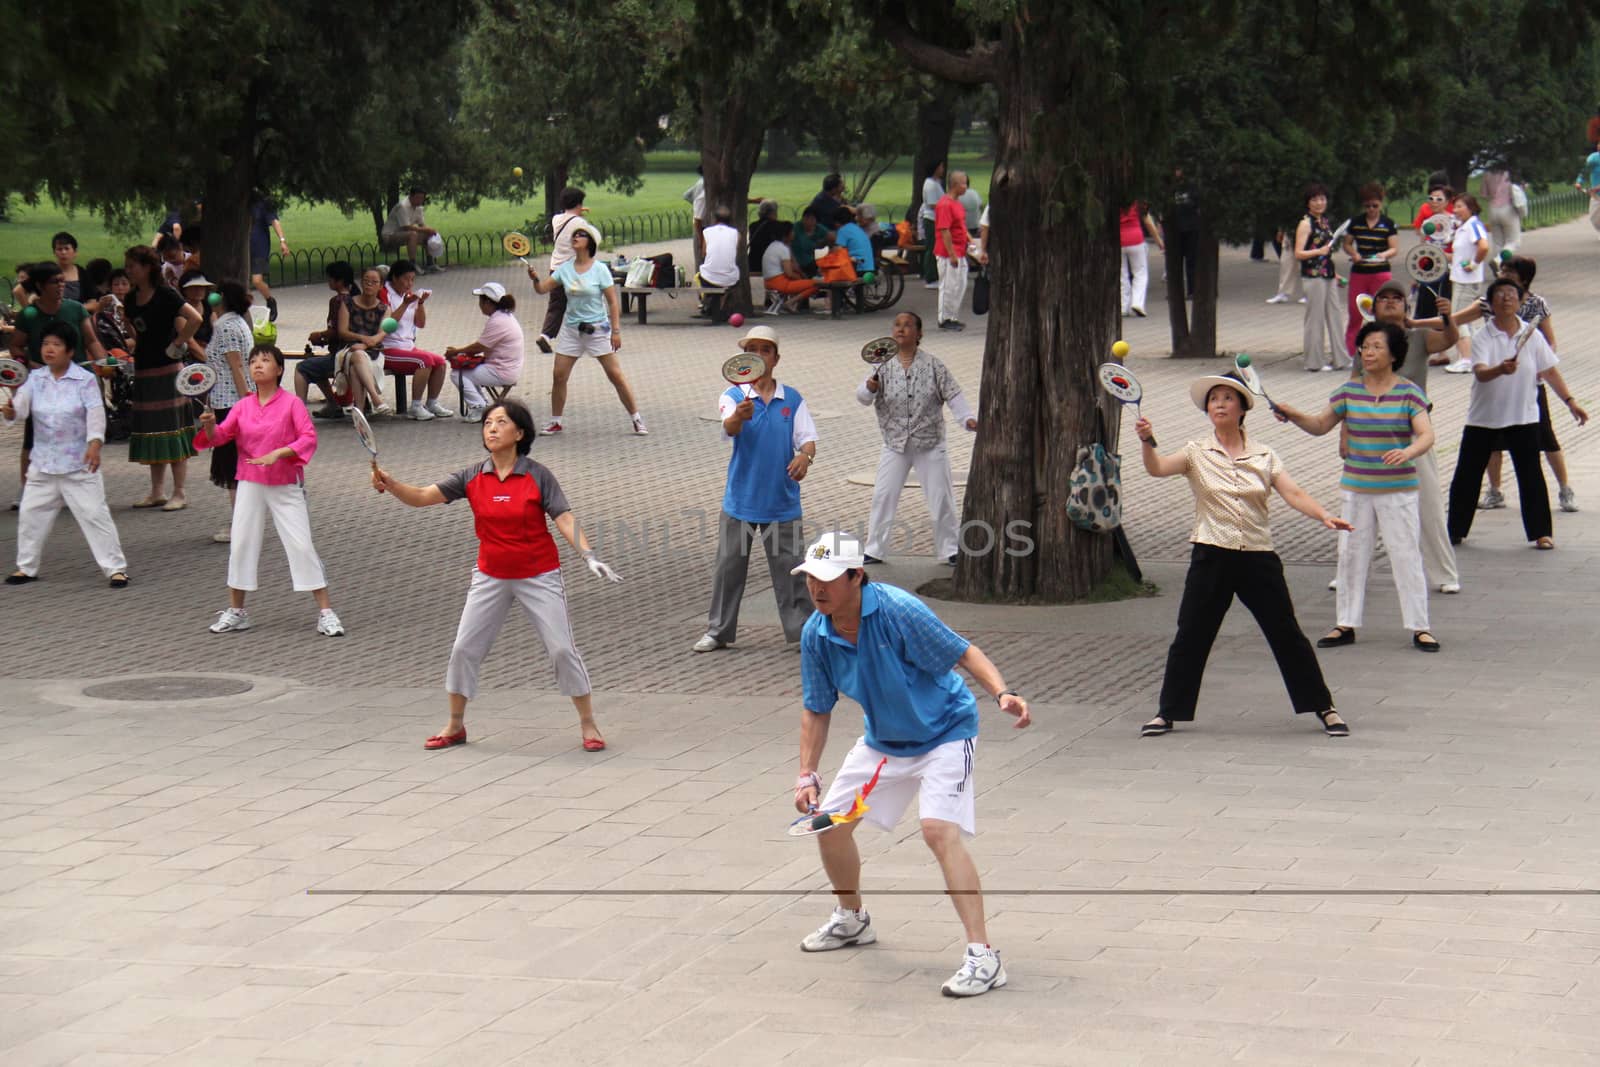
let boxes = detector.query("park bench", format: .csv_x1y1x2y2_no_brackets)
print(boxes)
620,286,728,325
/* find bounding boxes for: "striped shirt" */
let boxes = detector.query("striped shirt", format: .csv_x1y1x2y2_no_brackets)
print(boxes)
1330,379,1428,492
1346,213,1397,274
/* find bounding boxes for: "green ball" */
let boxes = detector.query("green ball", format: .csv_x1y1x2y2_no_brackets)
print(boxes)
1235,353,1252,368
811,812,834,831
206,292,222,306
1499,249,1513,262
20,304,38,321
1421,220,1435,235
380,317,399,333
863,272,876,284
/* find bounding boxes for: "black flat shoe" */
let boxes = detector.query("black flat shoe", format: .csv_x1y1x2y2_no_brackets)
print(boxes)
1412,631,1441,653
5,572,36,585
109,573,129,588
1316,710,1350,737
862,555,884,565
1316,626,1355,648
1140,717,1173,737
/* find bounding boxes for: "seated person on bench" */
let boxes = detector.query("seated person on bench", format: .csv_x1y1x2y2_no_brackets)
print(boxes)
832,206,876,277
296,261,357,418
761,222,818,314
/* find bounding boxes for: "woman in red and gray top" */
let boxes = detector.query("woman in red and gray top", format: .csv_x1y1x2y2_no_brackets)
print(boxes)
371,398,621,752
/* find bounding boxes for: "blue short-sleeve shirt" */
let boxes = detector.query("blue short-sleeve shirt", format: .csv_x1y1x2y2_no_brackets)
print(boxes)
801,582,978,757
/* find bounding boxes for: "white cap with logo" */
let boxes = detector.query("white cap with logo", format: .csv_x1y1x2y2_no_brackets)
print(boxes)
791,531,866,582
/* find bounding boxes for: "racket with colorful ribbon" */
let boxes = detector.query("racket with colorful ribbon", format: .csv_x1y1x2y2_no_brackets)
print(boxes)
787,758,887,837
1098,361,1153,446
502,231,533,267
1231,353,1280,413
349,407,379,472
0,356,27,394
174,362,219,411
723,351,767,400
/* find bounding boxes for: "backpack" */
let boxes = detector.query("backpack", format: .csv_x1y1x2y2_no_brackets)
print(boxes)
1066,442,1122,532
647,252,674,288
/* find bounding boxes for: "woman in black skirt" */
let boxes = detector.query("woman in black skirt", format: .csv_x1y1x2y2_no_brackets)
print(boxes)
123,245,203,510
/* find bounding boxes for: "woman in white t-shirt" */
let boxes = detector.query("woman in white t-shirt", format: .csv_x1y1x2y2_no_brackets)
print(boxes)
444,283,526,420
760,221,818,313
527,228,646,436
1443,194,1490,374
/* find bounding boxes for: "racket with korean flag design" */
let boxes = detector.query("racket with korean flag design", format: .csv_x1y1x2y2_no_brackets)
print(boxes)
1098,361,1154,446
787,758,886,837
174,362,219,412
0,356,26,395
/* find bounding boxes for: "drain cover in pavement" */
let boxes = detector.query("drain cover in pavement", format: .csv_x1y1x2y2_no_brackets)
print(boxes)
82,676,254,701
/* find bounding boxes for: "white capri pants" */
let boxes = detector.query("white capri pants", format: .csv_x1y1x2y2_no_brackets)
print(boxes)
446,568,592,699
1336,489,1429,632
14,469,127,577
821,736,978,837
228,480,328,592
455,365,516,407
864,444,960,560
1119,243,1149,313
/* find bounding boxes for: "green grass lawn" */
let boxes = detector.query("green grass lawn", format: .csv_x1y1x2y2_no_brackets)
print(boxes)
0,156,994,281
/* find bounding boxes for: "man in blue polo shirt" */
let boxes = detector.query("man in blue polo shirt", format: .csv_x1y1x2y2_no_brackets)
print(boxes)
694,326,818,652
790,531,1031,997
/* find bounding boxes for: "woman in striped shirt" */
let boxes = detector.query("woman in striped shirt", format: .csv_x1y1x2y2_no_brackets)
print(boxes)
1276,322,1440,652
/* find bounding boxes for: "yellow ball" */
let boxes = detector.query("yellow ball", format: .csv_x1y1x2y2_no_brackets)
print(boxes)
1111,340,1130,359
512,166,524,178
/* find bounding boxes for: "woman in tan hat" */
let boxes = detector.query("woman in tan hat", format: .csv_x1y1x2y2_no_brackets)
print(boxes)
1134,373,1353,737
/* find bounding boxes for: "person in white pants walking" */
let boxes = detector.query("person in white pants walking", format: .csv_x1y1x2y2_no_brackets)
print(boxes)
858,312,976,565
3,323,129,587
193,344,345,637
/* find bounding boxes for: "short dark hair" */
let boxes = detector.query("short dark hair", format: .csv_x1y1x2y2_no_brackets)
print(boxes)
1504,254,1537,287
1486,276,1523,304
896,310,923,336
1303,182,1330,209
325,260,355,288
107,267,128,287
1357,181,1384,203
28,262,63,288
83,258,113,293
1456,193,1481,216
40,321,79,353
832,205,855,228
408,186,425,196
51,231,78,250
823,173,844,194
124,244,162,277
249,342,285,381
156,234,181,255
1355,321,1408,370
558,186,586,211
484,398,536,455
388,259,418,280
775,220,795,242
216,280,251,317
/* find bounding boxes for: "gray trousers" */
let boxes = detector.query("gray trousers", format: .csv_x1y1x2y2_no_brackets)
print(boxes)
706,510,813,643
446,568,591,699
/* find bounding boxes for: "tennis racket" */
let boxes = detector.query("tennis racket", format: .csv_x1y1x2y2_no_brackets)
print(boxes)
502,231,533,267
1098,361,1153,446
349,407,379,472
1232,354,1280,413
787,758,886,837
0,356,27,393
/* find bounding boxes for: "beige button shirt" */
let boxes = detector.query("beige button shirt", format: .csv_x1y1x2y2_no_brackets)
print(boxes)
1182,434,1285,551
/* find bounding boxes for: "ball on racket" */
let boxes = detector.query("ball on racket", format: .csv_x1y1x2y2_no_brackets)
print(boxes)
1422,220,1436,235
512,166,524,178
811,812,834,831
1111,340,1130,358
1234,353,1252,368
381,317,399,333
1356,294,1374,313
206,292,221,306
1499,249,1512,262
728,313,744,327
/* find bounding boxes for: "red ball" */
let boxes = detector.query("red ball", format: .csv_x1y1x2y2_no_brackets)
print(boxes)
728,313,745,328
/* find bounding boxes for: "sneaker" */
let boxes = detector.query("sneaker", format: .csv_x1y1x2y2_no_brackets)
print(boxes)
212,526,231,544
1328,577,1337,591
408,402,435,421
941,945,1007,997
540,419,564,436
209,608,251,634
312,404,343,420
371,402,394,417
1478,488,1506,510
536,336,553,354
691,634,730,653
1266,293,1290,304
924,281,940,289
1444,358,1474,374
424,399,453,418
463,404,486,422
1297,296,1308,304
1132,306,1147,317
1559,486,1579,512
1440,582,1461,594
316,609,346,637
631,412,649,436
800,907,876,952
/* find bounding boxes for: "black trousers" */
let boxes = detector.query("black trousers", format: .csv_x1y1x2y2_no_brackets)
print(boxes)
540,286,568,339
1447,423,1551,542
1157,544,1333,722
1164,227,1200,297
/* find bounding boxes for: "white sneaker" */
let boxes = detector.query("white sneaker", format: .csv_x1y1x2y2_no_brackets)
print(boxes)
408,402,435,421
540,419,564,436
1444,358,1474,374
370,402,394,417
691,634,730,653
1265,293,1290,304
463,404,486,421
211,526,231,544
631,412,649,436
1440,582,1461,594
1559,486,1579,512
941,945,1007,997
209,608,251,634
800,908,876,952
1327,577,1338,591
425,400,453,418
1297,296,1307,304
316,609,346,637
1478,488,1506,510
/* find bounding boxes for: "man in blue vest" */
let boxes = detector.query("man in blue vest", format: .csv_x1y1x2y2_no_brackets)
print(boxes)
694,326,817,652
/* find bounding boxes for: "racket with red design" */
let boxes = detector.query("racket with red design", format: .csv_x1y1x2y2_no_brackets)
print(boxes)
0,357,27,394
1098,362,1154,446
174,363,219,411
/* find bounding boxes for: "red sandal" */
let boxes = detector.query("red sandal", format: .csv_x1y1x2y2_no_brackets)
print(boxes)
582,736,606,752
424,729,467,750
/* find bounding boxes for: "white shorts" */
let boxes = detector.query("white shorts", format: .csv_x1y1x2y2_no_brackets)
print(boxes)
555,319,614,358
820,736,978,837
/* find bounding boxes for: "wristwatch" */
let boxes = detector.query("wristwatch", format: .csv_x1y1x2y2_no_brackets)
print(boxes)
996,689,1019,705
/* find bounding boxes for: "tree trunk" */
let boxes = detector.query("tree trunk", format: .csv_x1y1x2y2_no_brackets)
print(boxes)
952,60,1116,602
541,161,570,234
699,91,766,314
909,84,958,222
1188,222,1220,359
1162,223,1193,357
764,126,800,169
201,105,256,287
1446,156,1471,196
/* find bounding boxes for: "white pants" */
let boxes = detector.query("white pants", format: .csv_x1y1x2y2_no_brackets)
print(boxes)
821,736,977,837
228,480,327,592
455,365,515,407
1415,449,1458,588
864,444,960,560
936,257,969,323
446,568,591,698
1486,204,1521,258
14,469,127,577
1120,243,1149,313
1336,490,1429,632
1302,277,1347,370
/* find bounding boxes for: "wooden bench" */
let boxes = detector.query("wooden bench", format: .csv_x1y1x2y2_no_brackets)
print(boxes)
620,286,729,325
818,279,869,318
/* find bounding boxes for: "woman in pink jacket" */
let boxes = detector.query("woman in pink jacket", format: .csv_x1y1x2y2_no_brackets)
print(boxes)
193,343,345,636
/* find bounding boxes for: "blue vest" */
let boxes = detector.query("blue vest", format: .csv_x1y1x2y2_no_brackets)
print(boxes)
722,384,803,523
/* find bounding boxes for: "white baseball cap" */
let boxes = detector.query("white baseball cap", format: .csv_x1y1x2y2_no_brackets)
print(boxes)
791,532,866,581
472,282,507,302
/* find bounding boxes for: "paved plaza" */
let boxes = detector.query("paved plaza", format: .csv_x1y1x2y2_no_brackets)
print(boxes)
1,217,1598,1065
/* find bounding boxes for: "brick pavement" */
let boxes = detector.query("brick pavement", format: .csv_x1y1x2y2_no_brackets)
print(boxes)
0,221,1598,1065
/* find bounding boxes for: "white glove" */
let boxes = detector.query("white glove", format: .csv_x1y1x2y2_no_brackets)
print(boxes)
584,553,622,582
165,341,188,361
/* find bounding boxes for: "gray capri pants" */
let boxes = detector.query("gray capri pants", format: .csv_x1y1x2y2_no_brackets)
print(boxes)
446,568,592,698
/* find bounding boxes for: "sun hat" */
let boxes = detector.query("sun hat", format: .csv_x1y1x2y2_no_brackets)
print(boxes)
791,532,866,582
472,282,507,302
738,324,780,354
1188,373,1254,412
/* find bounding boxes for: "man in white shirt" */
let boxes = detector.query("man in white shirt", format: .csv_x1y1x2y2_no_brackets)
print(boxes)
381,188,444,273
700,206,741,288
